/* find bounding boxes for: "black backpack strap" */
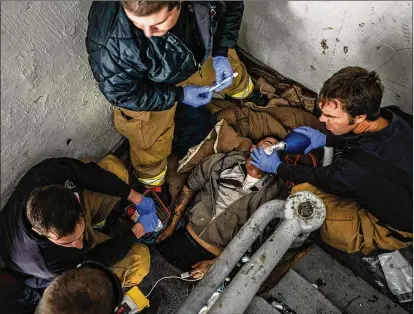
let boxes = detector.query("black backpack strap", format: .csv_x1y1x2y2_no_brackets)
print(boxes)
346,149,412,187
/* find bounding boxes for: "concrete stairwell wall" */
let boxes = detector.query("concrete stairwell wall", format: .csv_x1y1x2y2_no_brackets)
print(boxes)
239,1,413,113
1,1,122,206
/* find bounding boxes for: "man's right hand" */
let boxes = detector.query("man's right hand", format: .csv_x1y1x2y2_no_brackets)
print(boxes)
137,212,159,234
250,147,282,173
182,86,213,107
293,126,327,154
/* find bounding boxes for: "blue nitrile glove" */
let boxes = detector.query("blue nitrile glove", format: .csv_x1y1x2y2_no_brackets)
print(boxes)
138,212,159,233
136,196,156,215
182,86,213,107
293,126,327,154
250,147,282,173
212,56,234,92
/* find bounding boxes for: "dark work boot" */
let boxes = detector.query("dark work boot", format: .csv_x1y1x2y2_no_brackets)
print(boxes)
242,88,269,106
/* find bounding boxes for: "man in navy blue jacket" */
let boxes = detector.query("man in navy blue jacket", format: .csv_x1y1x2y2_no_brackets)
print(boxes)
86,1,253,189
251,67,412,254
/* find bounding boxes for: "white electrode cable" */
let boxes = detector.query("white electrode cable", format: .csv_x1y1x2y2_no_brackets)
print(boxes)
145,275,203,297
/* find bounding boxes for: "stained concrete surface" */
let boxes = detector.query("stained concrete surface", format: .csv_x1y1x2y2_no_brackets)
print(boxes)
1,1,122,207
239,1,413,113
263,269,342,314
245,297,281,314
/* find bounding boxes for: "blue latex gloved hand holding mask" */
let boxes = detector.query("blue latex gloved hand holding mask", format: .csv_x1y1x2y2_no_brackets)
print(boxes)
212,56,234,92
250,147,282,174
182,86,213,108
293,126,327,154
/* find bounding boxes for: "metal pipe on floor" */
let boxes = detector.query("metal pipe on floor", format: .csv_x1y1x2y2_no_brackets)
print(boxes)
209,219,301,313
209,191,326,314
176,199,287,314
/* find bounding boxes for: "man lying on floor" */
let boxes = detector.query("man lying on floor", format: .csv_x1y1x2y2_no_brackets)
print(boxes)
156,137,287,277
0,156,158,312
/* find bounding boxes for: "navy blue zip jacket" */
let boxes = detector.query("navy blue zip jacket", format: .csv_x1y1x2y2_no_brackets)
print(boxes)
85,1,244,111
278,108,413,232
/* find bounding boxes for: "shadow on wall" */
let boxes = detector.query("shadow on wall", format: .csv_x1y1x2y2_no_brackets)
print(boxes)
239,1,310,79
238,1,413,113
1,1,121,208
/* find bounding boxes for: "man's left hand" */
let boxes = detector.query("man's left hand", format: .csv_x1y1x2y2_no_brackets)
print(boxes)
250,147,282,173
212,56,234,92
128,189,143,205
191,259,216,279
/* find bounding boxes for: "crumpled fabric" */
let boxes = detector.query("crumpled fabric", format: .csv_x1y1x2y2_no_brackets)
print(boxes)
246,68,318,113
166,99,325,205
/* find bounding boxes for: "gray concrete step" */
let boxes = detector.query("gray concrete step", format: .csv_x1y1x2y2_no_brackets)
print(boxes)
293,245,408,314
262,269,342,314
245,297,282,314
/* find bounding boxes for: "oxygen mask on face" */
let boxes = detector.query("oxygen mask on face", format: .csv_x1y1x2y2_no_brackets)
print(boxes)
264,132,311,155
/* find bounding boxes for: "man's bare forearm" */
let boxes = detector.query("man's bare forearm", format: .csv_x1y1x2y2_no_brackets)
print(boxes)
169,185,193,228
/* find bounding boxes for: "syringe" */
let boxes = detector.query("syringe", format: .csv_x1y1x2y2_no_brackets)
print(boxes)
209,72,239,92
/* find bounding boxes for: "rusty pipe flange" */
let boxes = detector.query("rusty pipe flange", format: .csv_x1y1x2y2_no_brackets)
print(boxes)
284,191,326,233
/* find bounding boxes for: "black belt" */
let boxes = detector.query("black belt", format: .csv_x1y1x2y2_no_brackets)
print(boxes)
376,221,413,243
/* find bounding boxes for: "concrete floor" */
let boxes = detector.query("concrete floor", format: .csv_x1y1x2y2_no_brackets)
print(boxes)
138,247,191,314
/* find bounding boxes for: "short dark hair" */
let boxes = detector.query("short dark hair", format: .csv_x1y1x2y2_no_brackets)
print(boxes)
319,66,384,121
26,184,83,238
122,1,180,17
35,267,117,314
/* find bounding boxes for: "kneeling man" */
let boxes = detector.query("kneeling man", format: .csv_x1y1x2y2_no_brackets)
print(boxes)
251,67,413,254
0,156,158,311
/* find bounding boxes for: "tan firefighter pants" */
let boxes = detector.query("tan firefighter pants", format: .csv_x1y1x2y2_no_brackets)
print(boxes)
292,183,412,255
81,155,150,287
113,49,253,187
